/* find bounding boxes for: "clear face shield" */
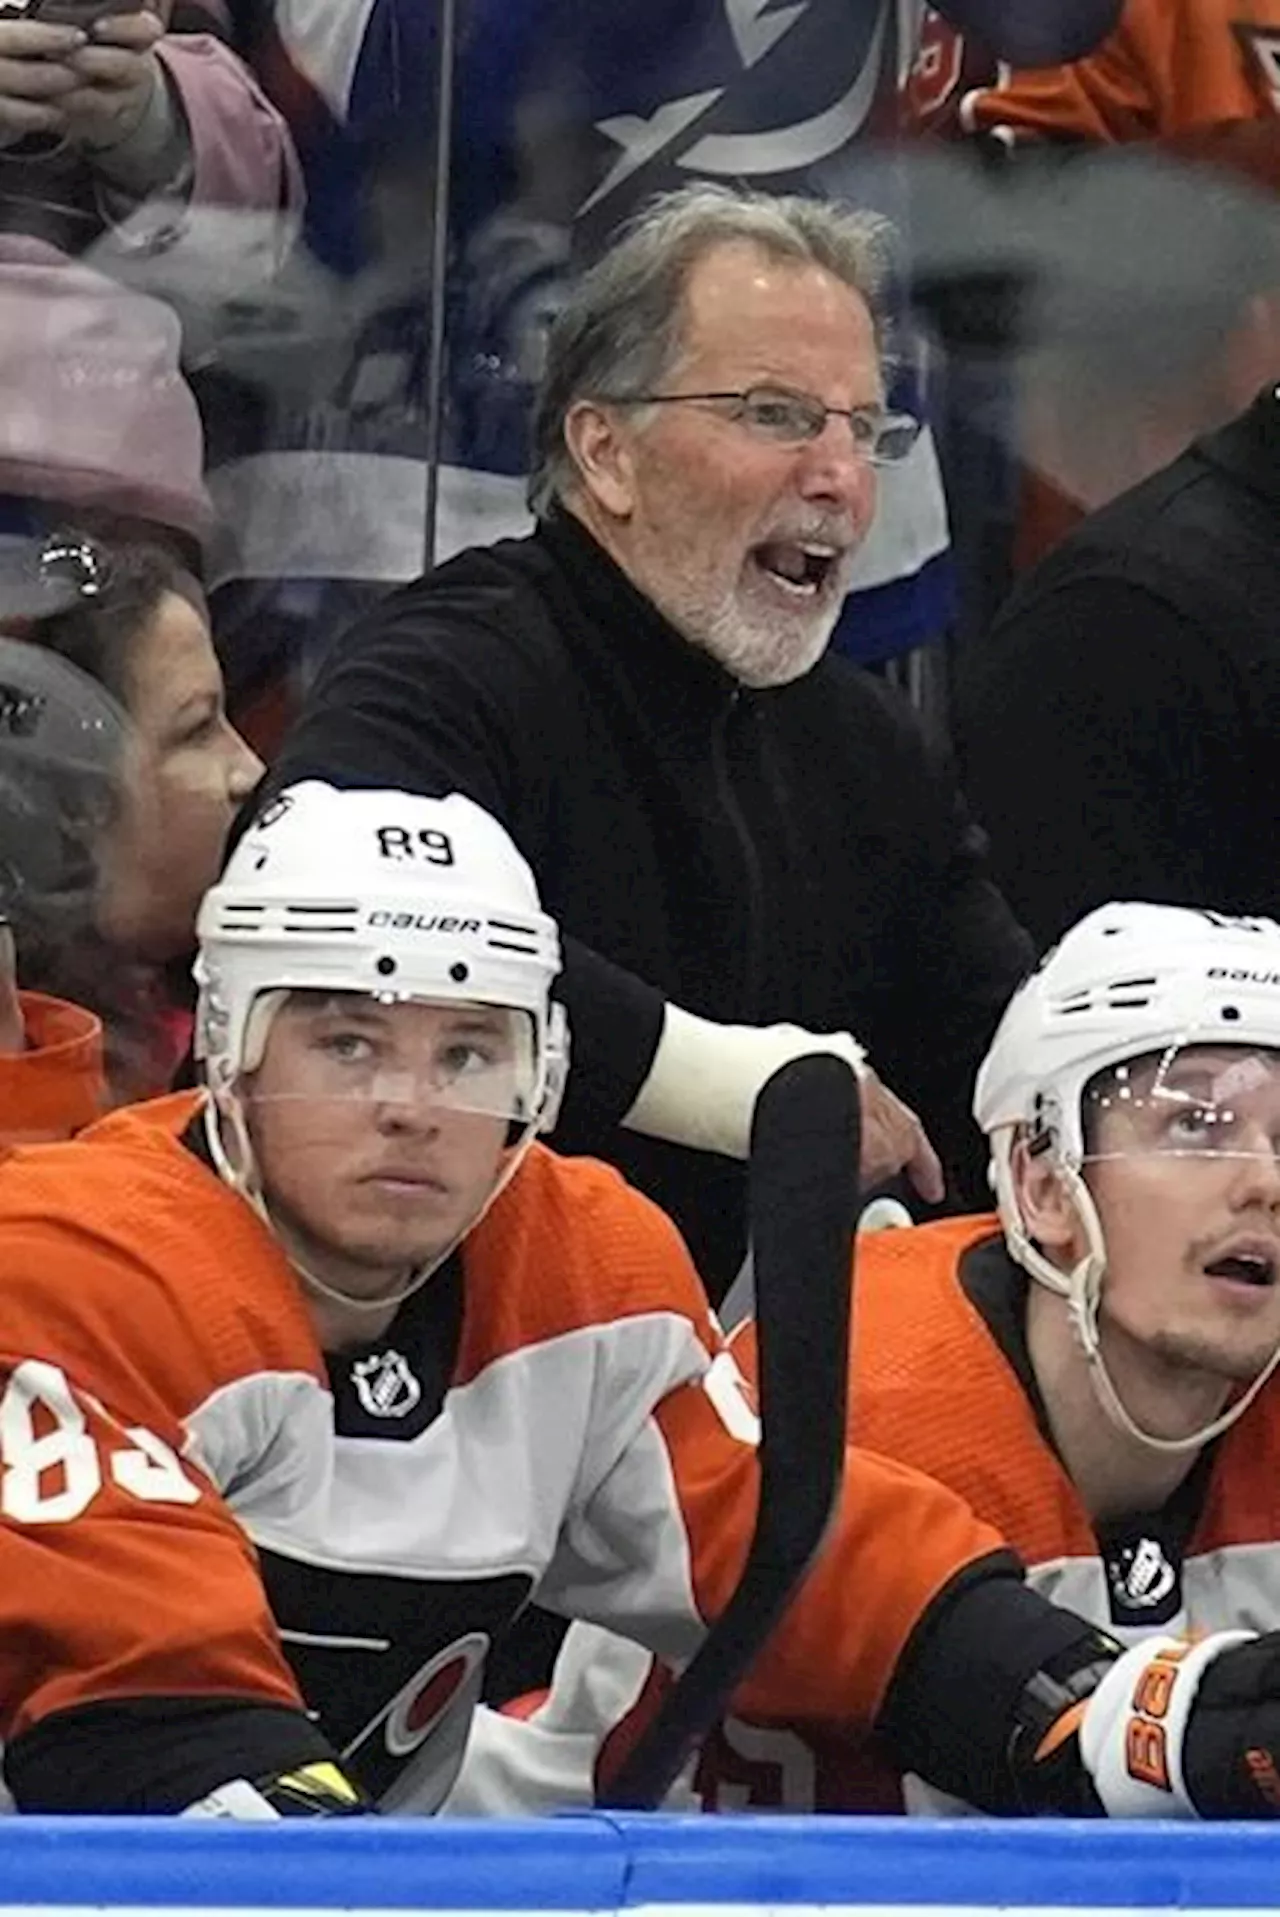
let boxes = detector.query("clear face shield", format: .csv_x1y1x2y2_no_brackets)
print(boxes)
237,990,548,1136
1080,1043,1280,1192
204,990,552,1312
1058,1040,1280,1451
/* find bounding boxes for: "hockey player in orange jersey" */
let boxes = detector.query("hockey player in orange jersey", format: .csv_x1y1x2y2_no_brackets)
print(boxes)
11,793,1280,1820
453,903,1280,1817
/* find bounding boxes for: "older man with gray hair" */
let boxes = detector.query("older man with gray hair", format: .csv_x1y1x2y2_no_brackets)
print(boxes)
264,182,1032,1300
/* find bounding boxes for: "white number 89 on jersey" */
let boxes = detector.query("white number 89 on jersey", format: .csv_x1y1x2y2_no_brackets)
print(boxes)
0,1359,200,1523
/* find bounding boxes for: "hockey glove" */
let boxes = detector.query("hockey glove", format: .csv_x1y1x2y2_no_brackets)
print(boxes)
183,1759,373,1819
1079,1630,1280,1818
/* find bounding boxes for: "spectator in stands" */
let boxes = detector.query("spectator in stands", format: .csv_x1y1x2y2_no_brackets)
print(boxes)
262,184,1034,1305
0,2,302,571
0,3,298,224
1005,161,1280,565
961,0,1280,176
953,383,1280,951
0,245,215,570
2,535,260,1099
958,0,1280,565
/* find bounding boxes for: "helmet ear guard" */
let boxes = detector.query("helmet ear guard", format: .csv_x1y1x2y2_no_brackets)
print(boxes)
492,999,568,1148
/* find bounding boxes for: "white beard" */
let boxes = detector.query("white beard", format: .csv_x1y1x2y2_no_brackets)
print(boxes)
627,515,858,689
687,578,845,687
700,606,838,686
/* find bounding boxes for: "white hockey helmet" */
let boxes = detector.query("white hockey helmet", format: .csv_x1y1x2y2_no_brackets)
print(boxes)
975,901,1280,1450
194,783,568,1295
197,781,566,1101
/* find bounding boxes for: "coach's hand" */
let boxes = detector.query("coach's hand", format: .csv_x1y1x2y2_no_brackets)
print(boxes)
624,1003,944,1202
856,1062,944,1204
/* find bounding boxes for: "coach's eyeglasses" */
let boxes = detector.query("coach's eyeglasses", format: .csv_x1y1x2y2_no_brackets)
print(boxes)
599,385,922,465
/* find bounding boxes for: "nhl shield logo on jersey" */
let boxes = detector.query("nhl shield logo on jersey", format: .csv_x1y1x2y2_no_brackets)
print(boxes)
351,1349,422,1418
1106,1536,1179,1626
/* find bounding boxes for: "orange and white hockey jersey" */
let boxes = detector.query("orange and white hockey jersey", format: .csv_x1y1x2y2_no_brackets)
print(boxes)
961,0,1280,151
450,1215,1280,1816
0,1094,1019,1812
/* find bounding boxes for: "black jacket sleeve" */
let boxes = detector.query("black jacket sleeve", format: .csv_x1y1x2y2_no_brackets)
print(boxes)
264,602,665,1126
954,576,1255,952
845,682,1033,1208
935,0,1121,65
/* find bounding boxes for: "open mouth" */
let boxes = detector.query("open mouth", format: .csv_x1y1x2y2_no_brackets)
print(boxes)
1204,1251,1277,1288
751,539,841,598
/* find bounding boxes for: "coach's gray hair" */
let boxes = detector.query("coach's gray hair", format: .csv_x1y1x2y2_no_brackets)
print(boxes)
528,184,893,517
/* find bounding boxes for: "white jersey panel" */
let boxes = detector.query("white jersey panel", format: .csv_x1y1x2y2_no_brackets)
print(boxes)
182,1311,708,1584
180,1308,713,1812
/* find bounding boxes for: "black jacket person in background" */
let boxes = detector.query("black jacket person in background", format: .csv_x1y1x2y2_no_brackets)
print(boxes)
955,385,1280,953
262,185,1032,1302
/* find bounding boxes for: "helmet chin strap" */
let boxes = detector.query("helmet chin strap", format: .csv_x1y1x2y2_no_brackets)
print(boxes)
286,1247,430,1316
995,1136,1280,1456
202,1087,540,1319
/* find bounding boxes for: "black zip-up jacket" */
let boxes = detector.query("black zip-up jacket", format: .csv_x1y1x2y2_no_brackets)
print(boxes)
265,510,1032,1295
954,386,1280,952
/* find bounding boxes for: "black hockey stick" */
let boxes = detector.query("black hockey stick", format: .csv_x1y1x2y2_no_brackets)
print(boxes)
597,1052,861,1810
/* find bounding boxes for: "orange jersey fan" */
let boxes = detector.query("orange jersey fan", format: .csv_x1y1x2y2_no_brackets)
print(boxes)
962,1,1280,173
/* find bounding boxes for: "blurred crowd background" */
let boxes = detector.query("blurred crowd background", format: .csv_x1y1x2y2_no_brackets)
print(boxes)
6,0,1280,1108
